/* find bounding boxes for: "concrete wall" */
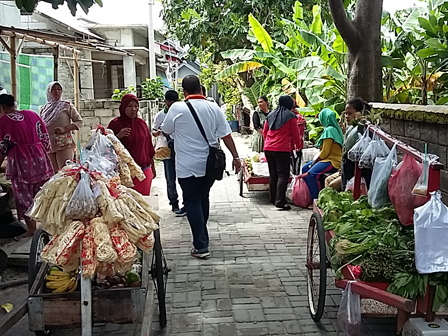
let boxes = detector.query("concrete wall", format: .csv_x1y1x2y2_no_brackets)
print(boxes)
77,99,163,146
373,103,448,200
0,1,21,27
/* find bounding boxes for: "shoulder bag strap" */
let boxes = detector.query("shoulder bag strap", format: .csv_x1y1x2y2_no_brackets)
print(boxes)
186,101,210,146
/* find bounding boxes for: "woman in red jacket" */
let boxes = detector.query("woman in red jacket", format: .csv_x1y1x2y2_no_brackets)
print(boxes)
263,95,303,210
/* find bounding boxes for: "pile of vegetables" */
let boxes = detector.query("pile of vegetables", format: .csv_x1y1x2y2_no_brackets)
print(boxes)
317,188,448,310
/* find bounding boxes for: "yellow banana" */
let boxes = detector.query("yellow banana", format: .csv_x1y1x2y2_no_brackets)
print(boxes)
68,279,78,292
46,279,70,290
49,270,71,277
46,275,70,281
52,277,76,293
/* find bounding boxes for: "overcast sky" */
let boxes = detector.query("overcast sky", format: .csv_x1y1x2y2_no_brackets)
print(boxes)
36,0,422,32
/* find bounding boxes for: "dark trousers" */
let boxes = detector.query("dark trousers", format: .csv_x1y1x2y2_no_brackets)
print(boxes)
265,151,291,208
163,158,178,206
178,176,214,252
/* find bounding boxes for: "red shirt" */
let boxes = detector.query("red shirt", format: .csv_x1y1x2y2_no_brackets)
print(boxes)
263,118,303,152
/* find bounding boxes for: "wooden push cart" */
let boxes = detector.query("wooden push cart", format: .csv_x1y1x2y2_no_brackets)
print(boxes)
306,124,446,332
25,226,169,336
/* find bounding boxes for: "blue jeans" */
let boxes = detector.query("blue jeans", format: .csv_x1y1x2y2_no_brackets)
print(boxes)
163,159,178,206
178,176,214,252
302,161,337,200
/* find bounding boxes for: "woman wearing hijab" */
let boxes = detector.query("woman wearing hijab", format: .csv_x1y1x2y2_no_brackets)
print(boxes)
108,94,156,195
301,108,343,200
263,95,302,210
40,82,83,172
252,96,270,153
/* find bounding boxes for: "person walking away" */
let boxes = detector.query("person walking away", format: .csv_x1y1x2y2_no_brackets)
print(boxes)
152,90,186,215
0,94,54,238
41,82,83,172
162,75,241,259
263,95,302,211
251,96,270,153
301,108,343,200
108,94,156,195
291,99,306,173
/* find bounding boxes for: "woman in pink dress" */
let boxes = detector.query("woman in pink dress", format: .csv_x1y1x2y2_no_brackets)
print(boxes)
0,94,54,238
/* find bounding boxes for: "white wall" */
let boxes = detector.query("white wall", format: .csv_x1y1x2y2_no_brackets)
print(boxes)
0,1,21,27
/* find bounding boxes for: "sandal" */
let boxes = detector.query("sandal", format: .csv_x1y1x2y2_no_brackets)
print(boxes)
276,205,292,211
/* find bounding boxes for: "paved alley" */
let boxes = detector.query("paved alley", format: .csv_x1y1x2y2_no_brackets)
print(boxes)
4,133,397,336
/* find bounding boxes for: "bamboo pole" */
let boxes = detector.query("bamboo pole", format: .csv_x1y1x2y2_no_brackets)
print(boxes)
10,36,17,99
0,30,78,53
74,52,80,151
53,45,59,81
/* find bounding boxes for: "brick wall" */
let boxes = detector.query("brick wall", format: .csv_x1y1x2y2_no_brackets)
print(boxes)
373,103,448,200
77,99,163,146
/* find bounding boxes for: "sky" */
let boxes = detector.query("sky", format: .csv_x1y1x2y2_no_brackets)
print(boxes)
36,0,422,32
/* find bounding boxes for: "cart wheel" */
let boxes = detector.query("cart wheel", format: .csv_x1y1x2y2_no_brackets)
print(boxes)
239,169,244,197
151,229,170,328
306,213,327,322
28,229,50,291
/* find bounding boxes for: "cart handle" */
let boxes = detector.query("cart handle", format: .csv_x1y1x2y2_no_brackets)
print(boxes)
336,279,415,313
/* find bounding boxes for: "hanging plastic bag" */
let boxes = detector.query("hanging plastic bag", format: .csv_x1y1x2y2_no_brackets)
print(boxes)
345,177,368,196
348,129,371,162
154,136,171,160
286,176,298,202
388,154,426,226
344,125,362,154
337,281,362,336
292,178,312,208
358,134,390,169
368,144,397,208
412,154,439,197
82,132,118,178
66,171,98,219
414,191,448,274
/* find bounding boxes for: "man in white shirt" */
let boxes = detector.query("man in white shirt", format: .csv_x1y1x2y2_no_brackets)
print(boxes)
162,75,241,259
152,90,185,214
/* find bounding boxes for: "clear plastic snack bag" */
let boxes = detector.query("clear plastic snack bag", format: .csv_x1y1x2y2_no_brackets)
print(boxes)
82,132,118,178
337,281,361,336
368,144,397,208
358,134,390,169
66,170,98,219
348,129,371,162
414,191,448,274
412,154,438,197
154,135,171,160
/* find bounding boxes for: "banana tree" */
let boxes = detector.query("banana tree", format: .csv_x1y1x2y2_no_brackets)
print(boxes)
217,1,348,114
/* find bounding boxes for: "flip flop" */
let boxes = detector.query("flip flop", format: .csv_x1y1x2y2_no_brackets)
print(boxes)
276,205,292,211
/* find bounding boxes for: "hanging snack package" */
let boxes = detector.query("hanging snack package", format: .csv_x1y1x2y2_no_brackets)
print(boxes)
91,217,118,264
414,191,448,274
337,281,361,336
66,171,98,220
348,129,371,162
136,233,155,252
154,135,171,160
82,132,118,178
81,225,97,279
388,154,426,226
55,221,85,266
358,134,390,169
412,155,438,197
110,225,136,264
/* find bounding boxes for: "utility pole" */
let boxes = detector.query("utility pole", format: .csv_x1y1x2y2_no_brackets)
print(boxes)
148,0,156,79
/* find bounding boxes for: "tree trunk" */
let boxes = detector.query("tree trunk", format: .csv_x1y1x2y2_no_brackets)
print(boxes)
329,0,383,102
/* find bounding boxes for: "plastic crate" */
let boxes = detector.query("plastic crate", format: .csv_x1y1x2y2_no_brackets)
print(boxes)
403,318,448,336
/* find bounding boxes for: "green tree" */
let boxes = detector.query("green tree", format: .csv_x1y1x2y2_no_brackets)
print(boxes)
14,0,102,15
161,0,331,60
328,0,384,102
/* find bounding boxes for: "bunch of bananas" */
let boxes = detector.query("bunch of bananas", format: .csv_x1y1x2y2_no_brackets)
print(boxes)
45,268,78,293
245,158,254,176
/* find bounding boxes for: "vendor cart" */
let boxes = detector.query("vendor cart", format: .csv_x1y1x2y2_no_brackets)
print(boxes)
26,226,169,336
306,124,445,332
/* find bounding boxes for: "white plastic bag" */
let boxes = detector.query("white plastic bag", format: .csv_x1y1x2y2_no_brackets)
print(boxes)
358,135,390,169
348,129,371,162
368,144,397,208
66,171,98,219
154,136,171,160
414,191,448,274
337,281,361,336
286,176,297,202
155,135,168,150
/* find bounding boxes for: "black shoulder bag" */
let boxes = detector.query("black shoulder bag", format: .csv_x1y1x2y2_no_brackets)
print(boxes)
186,101,226,181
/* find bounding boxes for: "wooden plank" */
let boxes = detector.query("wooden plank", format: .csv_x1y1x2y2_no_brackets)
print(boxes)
32,288,145,328
140,283,154,336
335,279,415,313
0,299,27,335
29,263,48,296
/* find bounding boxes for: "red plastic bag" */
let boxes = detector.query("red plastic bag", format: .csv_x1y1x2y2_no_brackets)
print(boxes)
293,178,312,208
388,154,426,226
